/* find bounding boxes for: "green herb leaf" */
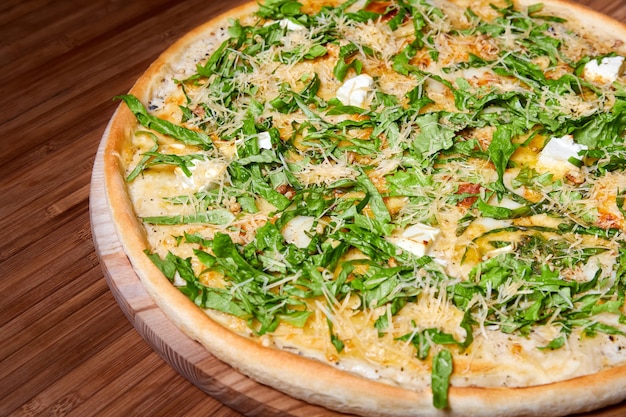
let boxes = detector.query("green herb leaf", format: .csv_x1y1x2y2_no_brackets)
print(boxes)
116,94,213,150
538,335,566,350
126,131,159,182
488,125,518,193
356,172,391,223
142,210,235,225
257,0,303,19
412,113,456,157
432,349,453,409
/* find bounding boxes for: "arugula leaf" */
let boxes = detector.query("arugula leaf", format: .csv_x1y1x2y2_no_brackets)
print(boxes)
142,209,235,225
126,131,159,182
432,349,453,409
355,265,421,309
476,199,534,220
138,152,205,176
333,42,369,81
195,38,233,78
279,43,328,63
339,226,406,263
406,84,434,110
185,232,212,247
392,41,421,76
374,296,408,336
327,318,345,353
487,125,518,193
573,99,626,149
304,44,328,59
279,310,312,328
270,74,321,114
248,165,292,210
538,335,566,350
399,326,470,361
345,10,383,23
257,0,303,19
116,94,213,150
356,172,391,223
583,322,626,338
145,250,179,281
145,250,249,317
412,113,456,157
386,168,433,196
617,190,626,219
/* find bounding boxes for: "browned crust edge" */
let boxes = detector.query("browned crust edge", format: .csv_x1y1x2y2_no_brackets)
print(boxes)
100,1,626,416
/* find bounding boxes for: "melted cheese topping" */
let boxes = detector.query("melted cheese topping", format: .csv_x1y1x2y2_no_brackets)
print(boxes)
119,0,626,396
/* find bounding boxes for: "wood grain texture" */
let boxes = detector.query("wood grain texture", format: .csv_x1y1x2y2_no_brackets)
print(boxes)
1,1,626,416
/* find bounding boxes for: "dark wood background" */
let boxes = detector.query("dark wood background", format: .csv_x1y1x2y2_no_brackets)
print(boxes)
2,1,626,416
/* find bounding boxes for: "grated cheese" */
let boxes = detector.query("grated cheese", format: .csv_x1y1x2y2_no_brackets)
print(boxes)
120,0,626,397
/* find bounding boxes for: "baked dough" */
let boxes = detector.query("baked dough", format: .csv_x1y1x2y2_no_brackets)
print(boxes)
102,1,626,415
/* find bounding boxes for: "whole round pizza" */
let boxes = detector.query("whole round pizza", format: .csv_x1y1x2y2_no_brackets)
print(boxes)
101,0,626,415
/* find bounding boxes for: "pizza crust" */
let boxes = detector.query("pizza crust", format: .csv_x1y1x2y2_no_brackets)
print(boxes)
101,1,626,415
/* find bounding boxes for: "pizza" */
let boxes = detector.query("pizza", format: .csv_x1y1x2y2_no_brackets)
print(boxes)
102,0,626,415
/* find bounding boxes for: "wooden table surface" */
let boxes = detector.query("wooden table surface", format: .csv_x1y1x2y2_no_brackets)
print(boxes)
2,0,626,416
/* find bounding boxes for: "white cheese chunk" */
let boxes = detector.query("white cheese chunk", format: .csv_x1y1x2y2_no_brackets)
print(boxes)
336,74,375,108
582,260,600,282
279,19,306,31
495,197,523,210
536,135,587,177
172,271,186,287
257,131,273,150
583,56,625,84
282,216,316,248
345,0,368,13
175,157,227,193
386,223,441,257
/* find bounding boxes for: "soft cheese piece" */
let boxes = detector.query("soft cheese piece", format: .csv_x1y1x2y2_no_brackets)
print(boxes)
172,271,186,287
386,223,441,257
336,74,375,108
536,134,587,177
257,131,273,150
175,157,228,193
583,56,625,84
282,215,316,248
279,18,306,31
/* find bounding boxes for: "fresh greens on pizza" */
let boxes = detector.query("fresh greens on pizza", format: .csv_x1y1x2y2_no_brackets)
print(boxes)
108,0,626,414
